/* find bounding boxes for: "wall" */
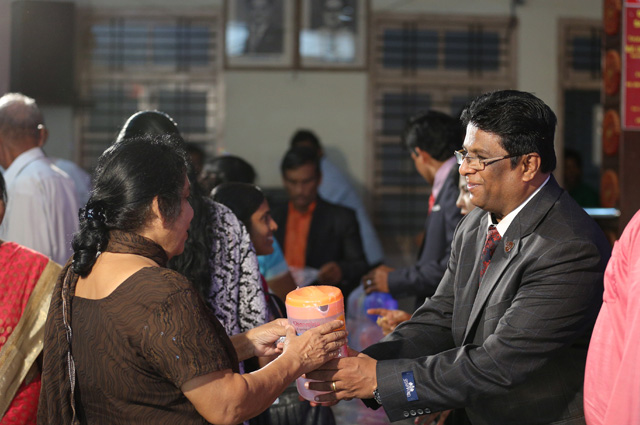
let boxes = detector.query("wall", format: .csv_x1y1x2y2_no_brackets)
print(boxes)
0,0,11,95
225,0,603,188
223,71,367,189
0,0,603,190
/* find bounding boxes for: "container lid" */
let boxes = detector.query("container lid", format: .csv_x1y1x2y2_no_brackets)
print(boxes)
285,285,343,308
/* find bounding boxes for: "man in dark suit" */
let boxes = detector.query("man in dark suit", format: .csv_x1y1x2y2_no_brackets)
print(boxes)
272,146,369,297
306,90,610,425
363,111,463,309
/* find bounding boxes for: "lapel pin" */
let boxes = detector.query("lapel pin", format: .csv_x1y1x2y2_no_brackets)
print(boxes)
505,241,514,253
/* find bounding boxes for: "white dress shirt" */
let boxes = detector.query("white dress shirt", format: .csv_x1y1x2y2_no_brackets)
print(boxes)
488,175,551,235
0,147,79,264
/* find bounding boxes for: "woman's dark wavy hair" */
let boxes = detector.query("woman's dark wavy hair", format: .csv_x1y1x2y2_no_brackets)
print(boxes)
169,167,214,299
111,110,214,298
210,182,265,231
201,155,257,195
0,171,6,205
115,110,181,143
71,135,188,276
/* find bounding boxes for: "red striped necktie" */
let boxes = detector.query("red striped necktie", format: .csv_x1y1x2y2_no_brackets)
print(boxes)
479,225,501,279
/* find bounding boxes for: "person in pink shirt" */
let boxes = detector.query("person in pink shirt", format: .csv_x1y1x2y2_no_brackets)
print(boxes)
584,209,640,425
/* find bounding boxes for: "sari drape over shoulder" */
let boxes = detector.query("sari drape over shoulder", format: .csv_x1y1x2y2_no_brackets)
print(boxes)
0,241,61,424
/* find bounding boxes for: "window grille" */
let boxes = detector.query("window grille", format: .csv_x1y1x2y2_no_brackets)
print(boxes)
558,20,602,192
369,14,516,236
77,13,221,170
560,20,602,88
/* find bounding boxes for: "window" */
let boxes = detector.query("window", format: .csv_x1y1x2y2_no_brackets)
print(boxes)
369,14,516,238
77,12,221,170
558,20,602,195
560,20,602,88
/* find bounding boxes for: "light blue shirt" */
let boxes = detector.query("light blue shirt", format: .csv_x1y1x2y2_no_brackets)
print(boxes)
258,238,290,280
318,157,384,265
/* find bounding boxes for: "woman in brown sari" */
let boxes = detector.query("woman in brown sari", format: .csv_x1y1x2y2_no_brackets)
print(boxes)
38,135,346,425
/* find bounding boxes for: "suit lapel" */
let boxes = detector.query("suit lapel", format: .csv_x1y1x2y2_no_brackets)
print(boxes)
462,230,521,343
452,213,487,345
419,166,459,260
461,175,564,343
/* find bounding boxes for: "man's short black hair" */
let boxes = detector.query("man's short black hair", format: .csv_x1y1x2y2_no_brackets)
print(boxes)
461,90,557,173
280,146,321,177
401,110,463,162
290,129,322,153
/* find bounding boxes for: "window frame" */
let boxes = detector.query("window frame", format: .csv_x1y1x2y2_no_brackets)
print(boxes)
74,7,223,170
366,12,517,244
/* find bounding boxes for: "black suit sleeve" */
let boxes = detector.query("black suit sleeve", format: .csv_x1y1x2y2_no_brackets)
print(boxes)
364,226,606,421
333,207,370,294
387,174,462,301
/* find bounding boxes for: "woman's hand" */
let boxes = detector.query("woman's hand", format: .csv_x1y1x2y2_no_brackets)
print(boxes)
281,319,348,375
244,318,289,358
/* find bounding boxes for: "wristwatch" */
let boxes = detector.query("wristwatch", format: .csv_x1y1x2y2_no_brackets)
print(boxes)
373,388,382,405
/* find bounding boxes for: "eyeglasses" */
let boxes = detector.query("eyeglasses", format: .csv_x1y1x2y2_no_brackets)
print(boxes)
454,149,520,171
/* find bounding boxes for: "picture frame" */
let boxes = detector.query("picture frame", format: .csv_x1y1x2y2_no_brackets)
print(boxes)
224,0,296,69
298,0,368,69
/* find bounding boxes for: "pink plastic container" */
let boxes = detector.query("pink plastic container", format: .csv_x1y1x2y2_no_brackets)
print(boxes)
285,286,348,401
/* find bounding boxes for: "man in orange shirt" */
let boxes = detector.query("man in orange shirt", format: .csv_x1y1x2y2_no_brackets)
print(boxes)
271,146,369,297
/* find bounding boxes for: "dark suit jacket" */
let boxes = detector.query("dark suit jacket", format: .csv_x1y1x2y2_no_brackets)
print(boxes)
388,165,462,307
363,176,610,425
272,197,369,296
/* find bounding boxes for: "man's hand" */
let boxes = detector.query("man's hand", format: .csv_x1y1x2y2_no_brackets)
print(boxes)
367,308,412,335
318,261,343,285
304,348,377,403
362,264,394,294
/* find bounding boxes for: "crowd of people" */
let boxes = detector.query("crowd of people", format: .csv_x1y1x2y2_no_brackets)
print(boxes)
0,89,637,425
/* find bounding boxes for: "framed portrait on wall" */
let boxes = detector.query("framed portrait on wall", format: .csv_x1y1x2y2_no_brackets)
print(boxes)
224,0,296,68
299,0,368,69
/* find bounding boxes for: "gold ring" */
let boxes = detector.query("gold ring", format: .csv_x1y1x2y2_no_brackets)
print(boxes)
331,381,337,392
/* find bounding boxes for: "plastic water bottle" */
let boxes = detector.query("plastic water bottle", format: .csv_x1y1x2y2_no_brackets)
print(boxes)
363,291,398,323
